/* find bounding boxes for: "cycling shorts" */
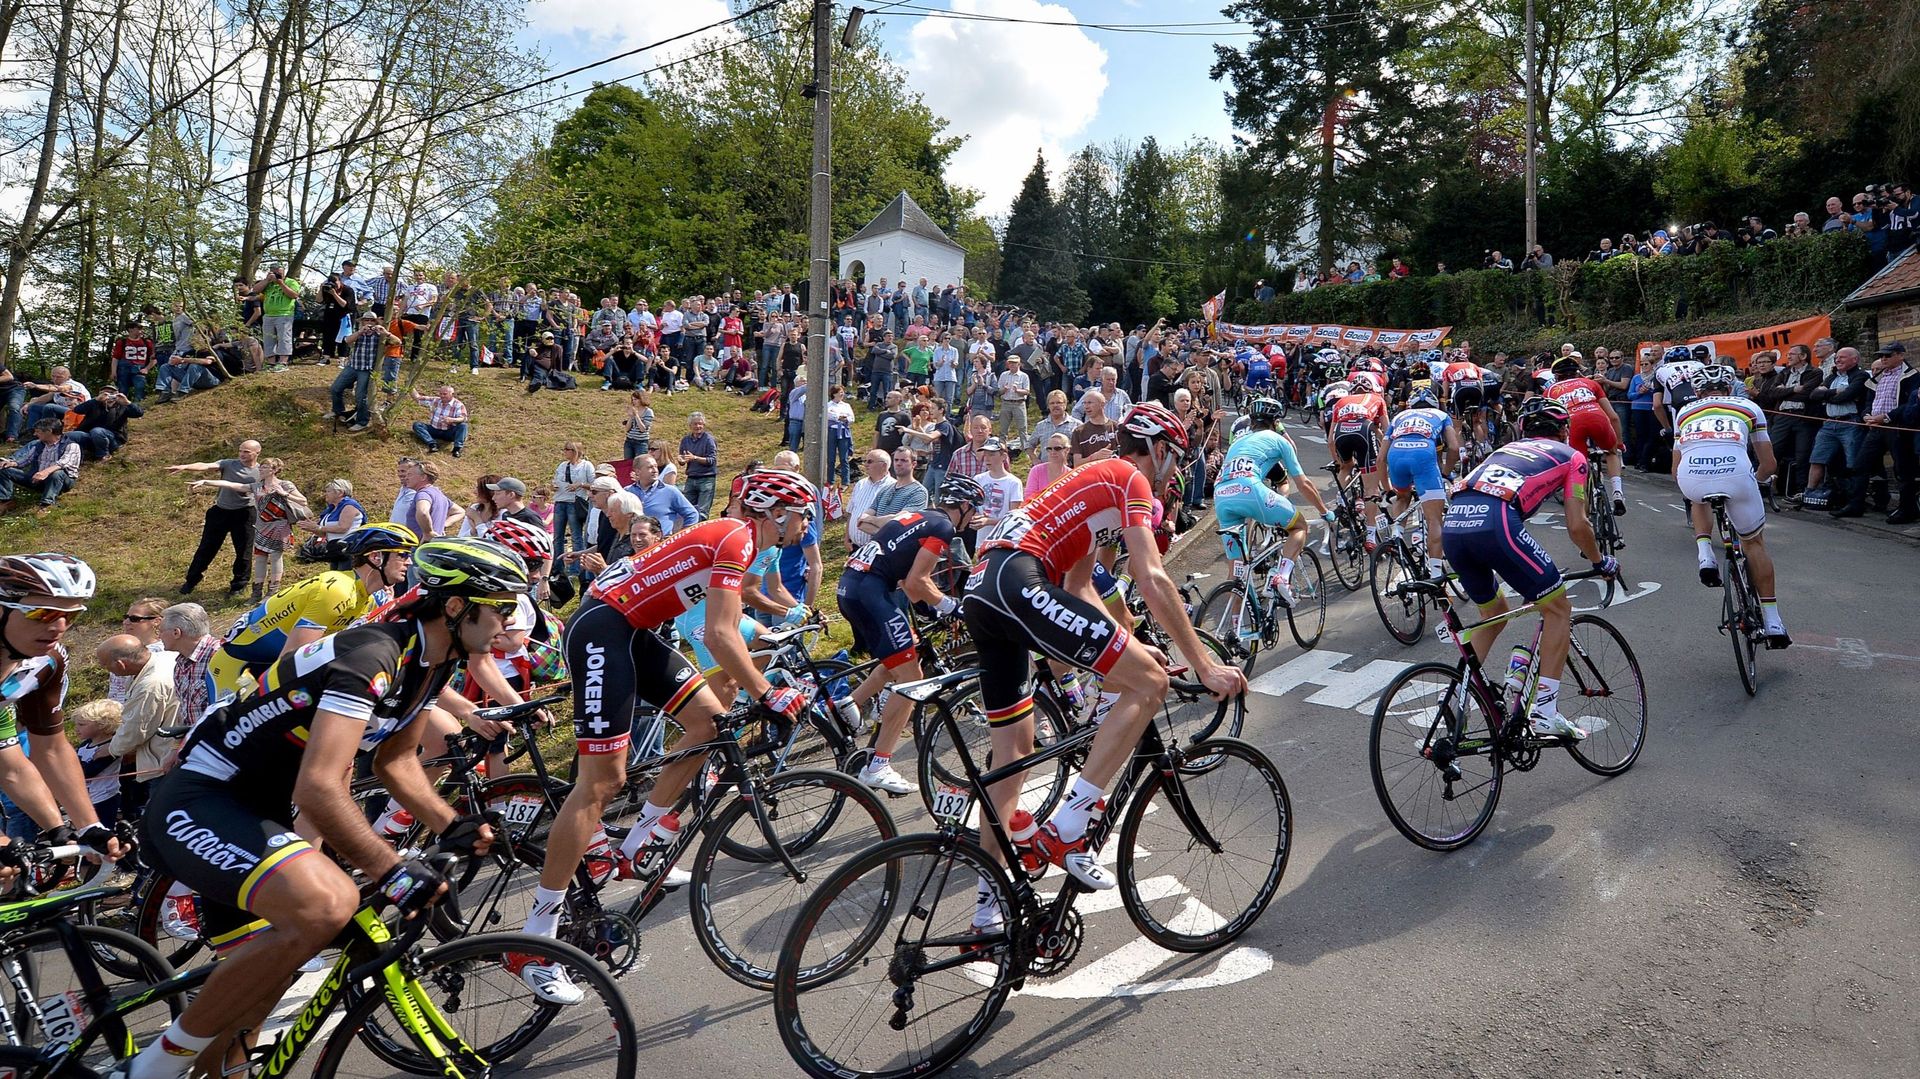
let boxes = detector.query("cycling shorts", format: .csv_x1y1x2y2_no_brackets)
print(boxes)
835,569,918,668
673,606,760,673
141,770,317,953
1213,477,1302,559
565,600,707,756
1090,561,1125,601
1385,442,1447,502
1569,412,1620,454
1451,382,1488,412
1333,429,1378,470
1676,448,1764,536
206,648,273,702
960,548,1130,727
1439,494,1562,606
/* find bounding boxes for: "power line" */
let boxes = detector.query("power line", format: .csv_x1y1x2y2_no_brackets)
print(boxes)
999,238,1210,268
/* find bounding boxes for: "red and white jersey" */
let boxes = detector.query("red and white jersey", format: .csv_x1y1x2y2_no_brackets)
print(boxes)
1442,361,1491,384
1544,376,1611,419
589,518,754,630
1331,392,1388,432
982,458,1154,581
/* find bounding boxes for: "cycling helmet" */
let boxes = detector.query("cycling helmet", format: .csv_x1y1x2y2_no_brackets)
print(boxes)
1663,345,1695,364
1660,359,1704,389
1517,397,1572,436
413,537,530,597
1408,387,1440,410
1323,379,1353,400
936,474,985,509
339,522,419,559
1248,397,1285,425
1351,372,1385,395
0,553,94,608
1550,356,1583,379
738,468,818,514
485,517,554,563
1120,402,1191,451
1690,344,1713,362
1690,363,1738,392
1532,368,1557,391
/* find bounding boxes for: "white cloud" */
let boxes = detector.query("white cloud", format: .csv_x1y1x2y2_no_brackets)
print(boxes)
905,0,1108,214
525,0,738,63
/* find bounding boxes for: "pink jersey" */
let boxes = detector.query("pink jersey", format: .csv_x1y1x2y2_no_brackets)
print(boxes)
1455,437,1589,517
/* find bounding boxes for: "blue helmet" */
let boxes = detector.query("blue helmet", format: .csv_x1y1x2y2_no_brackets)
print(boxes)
1663,344,1694,364
1408,387,1440,409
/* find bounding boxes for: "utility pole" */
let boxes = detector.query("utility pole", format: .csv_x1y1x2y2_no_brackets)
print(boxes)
801,0,835,484
1523,0,1538,253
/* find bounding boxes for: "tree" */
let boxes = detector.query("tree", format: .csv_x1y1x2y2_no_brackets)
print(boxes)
997,153,1087,322
1214,0,1454,272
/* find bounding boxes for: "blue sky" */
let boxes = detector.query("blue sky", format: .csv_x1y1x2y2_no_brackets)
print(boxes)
521,0,1243,213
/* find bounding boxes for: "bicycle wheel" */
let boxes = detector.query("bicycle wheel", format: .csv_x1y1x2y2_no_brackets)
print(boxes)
1,924,180,1069
130,874,207,968
1160,630,1245,747
1195,580,1260,662
1329,512,1367,590
1563,615,1648,775
315,933,637,1078
1116,737,1290,952
1369,662,1504,850
773,834,1017,1079
1368,541,1425,645
1722,552,1758,697
438,773,570,941
691,769,897,989
1285,548,1328,649
917,683,1071,825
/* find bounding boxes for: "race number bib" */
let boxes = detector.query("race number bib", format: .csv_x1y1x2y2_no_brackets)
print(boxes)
846,539,882,573
1676,412,1746,446
1467,464,1527,502
1222,457,1260,481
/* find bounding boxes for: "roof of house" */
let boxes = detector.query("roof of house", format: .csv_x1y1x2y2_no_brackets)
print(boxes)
842,191,965,252
1844,245,1920,307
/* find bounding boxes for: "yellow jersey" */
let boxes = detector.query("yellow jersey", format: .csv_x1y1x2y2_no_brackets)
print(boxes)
209,571,372,698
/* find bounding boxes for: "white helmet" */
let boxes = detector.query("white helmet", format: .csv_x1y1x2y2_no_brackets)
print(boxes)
0,553,95,607
1689,363,1738,392
1659,360,1704,389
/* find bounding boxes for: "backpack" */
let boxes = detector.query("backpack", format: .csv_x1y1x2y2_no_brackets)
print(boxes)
751,387,780,412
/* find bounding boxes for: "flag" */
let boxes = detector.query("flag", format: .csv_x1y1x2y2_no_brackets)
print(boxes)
1201,289,1226,323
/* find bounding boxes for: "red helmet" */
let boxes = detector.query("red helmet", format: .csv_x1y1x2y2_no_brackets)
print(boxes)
739,468,818,514
1120,402,1191,452
485,517,553,563
1352,372,1385,394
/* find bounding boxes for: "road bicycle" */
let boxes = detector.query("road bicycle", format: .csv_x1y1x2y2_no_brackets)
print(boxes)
1195,519,1326,660
773,668,1289,1078
451,691,898,991
1319,462,1371,589
0,852,637,1078
1368,569,1648,850
1705,493,1766,696
1368,504,1469,646
1585,451,1626,555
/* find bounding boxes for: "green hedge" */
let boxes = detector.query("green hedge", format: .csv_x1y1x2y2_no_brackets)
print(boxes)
1231,231,1874,336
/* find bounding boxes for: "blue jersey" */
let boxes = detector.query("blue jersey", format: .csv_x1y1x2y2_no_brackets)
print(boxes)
1218,428,1305,486
1387,407,1452,451
1245,357,1273,386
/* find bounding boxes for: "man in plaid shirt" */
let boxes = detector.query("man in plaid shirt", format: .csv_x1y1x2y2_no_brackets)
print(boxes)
330,314,397,432
411,384,470,457
159,602,220,732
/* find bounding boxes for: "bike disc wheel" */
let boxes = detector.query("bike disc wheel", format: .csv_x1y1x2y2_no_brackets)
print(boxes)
1368,541,1424,645
1563,614,1649,775
1369,662,1504,850
1285,548,1328,649
1723,555,1758,697
917,684,1070,824
1330,513,1367,590
1117,737,1290,952
773,835,1016,1079
692,769,897,989
1195,580,1259,663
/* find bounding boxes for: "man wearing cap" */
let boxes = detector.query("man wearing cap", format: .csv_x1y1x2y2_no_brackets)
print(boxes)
994,354,1031,443
487,476,543,528
624,451,700,537
1866,342,1919,522
409,384,469,457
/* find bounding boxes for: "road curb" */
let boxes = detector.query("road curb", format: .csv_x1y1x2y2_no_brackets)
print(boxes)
1628,468,1920,548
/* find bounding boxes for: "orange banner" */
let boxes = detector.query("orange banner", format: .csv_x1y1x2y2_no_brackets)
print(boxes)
1638,314,1832,371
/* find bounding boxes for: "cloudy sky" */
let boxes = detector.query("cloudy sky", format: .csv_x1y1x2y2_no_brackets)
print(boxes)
522,0,1242,214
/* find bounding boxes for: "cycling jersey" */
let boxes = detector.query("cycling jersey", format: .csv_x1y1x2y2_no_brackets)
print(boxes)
1215,429,1309,555
0,648,67,749
1385,407,1453,501
1386,406,1452,448
1219,429,1305,486
1245,357,1274,389
1673,396,1771,535
1332,393,1387,432
211,571,373,696
588,517,754,631
1546,376,1621,453
981,458,1155,582
1452,438,1589,517
846,511,955,587
179,621,451,799
1442,362,1491,385
839,511,955,666
1674,396,1769,451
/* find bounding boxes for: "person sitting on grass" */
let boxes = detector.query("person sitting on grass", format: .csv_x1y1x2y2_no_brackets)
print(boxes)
0,418,82,515
410,384,470,458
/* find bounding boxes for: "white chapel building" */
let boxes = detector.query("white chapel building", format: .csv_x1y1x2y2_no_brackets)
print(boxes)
837,191,966,290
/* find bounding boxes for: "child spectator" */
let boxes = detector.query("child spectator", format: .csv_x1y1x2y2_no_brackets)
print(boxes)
70,700,124,825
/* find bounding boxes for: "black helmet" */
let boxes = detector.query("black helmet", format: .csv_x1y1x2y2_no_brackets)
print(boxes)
1550,356,1583,379
936,474,985,509
1517,397,1572,437
1247,397,1284,426
413,537,530,597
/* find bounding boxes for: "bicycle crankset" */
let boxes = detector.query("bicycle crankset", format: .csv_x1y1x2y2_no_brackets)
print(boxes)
568,909,643,975
1027,908,1084,977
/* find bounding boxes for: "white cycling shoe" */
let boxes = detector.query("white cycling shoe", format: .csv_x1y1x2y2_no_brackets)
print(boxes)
503,953,587,1005
858,761,917,796
1528,711,1606,741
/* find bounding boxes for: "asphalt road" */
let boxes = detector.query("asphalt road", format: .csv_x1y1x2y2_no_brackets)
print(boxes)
601,466,1920,1079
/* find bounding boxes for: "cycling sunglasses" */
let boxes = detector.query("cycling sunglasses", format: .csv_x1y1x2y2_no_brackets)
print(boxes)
1,601,86,622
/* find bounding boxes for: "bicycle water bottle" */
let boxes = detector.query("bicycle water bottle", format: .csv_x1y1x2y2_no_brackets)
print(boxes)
1007,810,1046,876
1503,644,1534,695
637,813,681,878
1056,670,1087,714
584,828,616,886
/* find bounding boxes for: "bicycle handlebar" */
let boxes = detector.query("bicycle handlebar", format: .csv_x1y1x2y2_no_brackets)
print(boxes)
472,692,569,725
344,851,463,987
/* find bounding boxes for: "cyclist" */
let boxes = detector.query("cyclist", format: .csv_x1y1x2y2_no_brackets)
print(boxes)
0,553,126,847
1442,356,1500,452
1651,345,1705,441
835,475,983,795
1439,398,1619,741
1546,354,1630,519
963,404,1246,906
208,523,419,698
1383,387,1462,578
1315,377,1353,433
1243,343,1276,396
1213,396,1331,612
125,537,522,1079
1329,371,1392,548
1671,364,1790,647
516,470,817,995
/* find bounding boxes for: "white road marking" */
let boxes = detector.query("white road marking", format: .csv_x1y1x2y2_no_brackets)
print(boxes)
1246,648,1406,709
1834,637,1875,669
1668,503,1685,511
1792,640,1920,664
